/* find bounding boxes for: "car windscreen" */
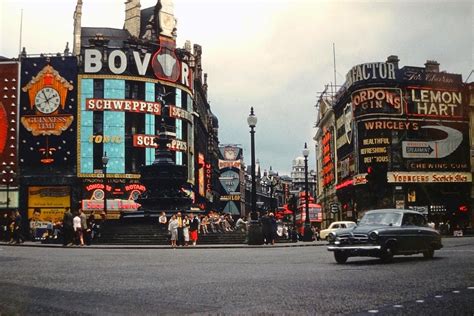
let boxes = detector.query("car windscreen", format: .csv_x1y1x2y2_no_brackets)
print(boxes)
359,212,402,226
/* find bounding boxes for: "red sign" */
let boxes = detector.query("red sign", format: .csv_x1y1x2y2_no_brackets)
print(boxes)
0,62,19,184
133,134,187,151
322,128,335,187
86,98,161,115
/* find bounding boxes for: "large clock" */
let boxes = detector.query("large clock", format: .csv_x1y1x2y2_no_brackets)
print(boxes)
34,87,60,114
224,148,237,160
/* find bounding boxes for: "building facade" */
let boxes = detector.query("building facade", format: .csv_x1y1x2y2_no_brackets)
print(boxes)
1,0,220,227
315,56,472,230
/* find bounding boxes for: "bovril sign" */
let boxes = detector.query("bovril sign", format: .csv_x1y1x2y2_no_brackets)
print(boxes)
83,48,192,91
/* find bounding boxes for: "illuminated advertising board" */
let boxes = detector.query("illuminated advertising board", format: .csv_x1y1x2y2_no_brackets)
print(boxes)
351,87,404,118
405,87,464,119
0,62,19,184
19,57,77,171
322,127,335,187
357,119,469,173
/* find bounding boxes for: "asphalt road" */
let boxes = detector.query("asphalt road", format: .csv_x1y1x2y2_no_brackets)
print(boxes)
0,238,473,315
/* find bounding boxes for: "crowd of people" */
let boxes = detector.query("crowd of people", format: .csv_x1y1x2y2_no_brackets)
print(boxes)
0,210,24,244
0,208,316,247
157,210,301,247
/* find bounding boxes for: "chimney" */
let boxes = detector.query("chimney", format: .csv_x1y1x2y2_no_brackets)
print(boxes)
425,60,440,73
124,0,141,38
386,55,399,69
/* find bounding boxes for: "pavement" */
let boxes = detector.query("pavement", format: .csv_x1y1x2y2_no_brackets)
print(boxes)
0,239,327,249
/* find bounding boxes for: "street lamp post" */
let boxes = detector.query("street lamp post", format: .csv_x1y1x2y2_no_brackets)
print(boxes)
102,152,109,217
247,107,263,245
302,143,313,241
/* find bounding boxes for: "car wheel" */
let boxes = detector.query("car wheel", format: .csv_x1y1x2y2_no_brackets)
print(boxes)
380,246,394,263
334,251,348,264
423,247,434,259
325,236,329,241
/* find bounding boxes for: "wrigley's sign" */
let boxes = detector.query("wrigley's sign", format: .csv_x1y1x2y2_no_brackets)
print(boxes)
387,172,471,183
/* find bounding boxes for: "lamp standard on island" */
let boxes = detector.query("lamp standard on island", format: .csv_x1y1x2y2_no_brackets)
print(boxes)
302,142,313,241
247,107,263,245
102,152,109,217
262,167,280,212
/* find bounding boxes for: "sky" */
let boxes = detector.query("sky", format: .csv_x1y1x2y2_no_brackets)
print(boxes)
1,0,472,175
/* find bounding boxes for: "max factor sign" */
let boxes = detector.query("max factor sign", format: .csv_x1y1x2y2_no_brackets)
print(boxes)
345,62,396,87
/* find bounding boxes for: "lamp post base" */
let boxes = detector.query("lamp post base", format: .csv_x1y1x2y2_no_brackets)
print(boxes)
247,220,264,245
302,223,313,242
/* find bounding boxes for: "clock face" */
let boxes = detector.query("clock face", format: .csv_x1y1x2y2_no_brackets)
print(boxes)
224,148,237,160
34,87,60,114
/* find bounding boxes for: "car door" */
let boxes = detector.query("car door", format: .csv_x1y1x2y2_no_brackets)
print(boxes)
399,214,420,252
414,214,432,251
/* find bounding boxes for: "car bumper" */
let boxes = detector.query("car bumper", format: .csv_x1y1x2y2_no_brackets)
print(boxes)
327,245,381,251
327,244,383,257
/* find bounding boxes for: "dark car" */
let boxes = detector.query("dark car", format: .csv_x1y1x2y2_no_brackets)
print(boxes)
327,209,443,263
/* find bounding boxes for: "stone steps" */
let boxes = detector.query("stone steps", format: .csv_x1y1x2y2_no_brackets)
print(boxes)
96,221,292,245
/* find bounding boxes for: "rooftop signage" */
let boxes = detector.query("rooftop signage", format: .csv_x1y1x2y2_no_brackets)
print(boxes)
345,62,397,87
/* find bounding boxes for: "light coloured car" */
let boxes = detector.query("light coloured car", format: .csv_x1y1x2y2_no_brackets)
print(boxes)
320,221,357,240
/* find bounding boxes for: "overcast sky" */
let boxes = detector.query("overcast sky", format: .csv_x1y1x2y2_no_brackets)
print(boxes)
1,0,472,175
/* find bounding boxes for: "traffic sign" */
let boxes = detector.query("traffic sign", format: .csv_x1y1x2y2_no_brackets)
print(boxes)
330,202,340,214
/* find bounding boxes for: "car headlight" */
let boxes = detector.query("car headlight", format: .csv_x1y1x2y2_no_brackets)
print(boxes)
328,232,336,242
369,231,379,241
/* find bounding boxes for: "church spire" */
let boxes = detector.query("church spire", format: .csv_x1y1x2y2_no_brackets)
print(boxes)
72,0,83,55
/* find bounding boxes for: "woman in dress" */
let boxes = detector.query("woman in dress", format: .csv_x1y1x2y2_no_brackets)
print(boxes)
158,212,167,231
182,214,190,246
168,214,178,248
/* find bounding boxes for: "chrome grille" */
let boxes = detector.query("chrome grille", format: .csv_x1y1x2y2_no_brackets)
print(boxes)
337,233,369,244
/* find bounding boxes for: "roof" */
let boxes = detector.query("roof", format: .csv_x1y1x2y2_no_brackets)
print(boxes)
81,27,131,48
366,209,422,214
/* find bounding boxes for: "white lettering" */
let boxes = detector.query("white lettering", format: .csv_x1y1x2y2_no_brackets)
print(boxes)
108,50,127,74
84,49,102,73
133,51,151,76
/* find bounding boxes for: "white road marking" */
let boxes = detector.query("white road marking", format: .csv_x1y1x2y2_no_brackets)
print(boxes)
467,287,474,290
435,295,443,298
416,300,424,303
368,310,379,313
452,290,460,294
393,305,403,308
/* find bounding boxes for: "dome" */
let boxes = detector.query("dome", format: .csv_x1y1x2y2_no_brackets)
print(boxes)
210,112,219,128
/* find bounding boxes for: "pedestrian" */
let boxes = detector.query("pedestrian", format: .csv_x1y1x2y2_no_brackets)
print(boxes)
235,216,248,233
189,213,199,246
261,212,272,245
168,214,178,248
0,213,9,242
269,213,278,245
13,210,24,244
158,212,167,231
73,212,83,246
79,209,90,245
62,207,74,246
183,214,190,246
200,215,209,234
176,212,184,246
